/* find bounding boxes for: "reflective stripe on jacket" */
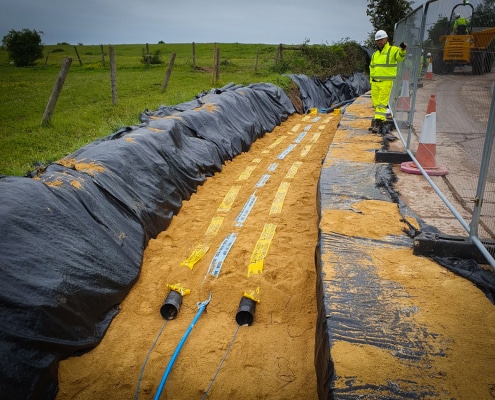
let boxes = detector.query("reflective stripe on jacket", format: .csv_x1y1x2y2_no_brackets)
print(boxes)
369,42,406,81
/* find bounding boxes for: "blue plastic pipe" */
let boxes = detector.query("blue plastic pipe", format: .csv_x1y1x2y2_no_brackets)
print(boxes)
153,295,211,400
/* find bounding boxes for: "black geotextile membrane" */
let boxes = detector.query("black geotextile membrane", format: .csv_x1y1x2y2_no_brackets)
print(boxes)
287,72,371,113
0,76,371,399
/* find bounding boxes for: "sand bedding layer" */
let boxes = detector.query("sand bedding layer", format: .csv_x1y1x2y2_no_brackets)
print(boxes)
56,106,495,399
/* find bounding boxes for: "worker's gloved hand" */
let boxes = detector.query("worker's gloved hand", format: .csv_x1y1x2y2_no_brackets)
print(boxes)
400,42,407,50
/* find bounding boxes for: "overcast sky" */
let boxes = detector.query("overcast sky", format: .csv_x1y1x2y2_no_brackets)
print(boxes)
0,0,398,46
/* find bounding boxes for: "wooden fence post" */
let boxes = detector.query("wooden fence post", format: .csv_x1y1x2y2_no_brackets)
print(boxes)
44,50,50,67
41,57,72,127
255,48,259,73
192,42,196,70
215,47,220,83
73,46,83,66
109,46,118,105
211,43,217,85
100,44,106,67
145,43,150,66
161,52,176,92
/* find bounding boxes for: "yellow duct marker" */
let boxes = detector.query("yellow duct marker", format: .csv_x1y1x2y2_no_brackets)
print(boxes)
285,161,302,179
243,287,261,303
205,216,224,237
290,124,301,133
301,144,312,158
310,132,321,143
237,165,257,181
217,186,240,212
166,283,191,296
268,137,285,149
180,243,210,270
247,223,276,276
269,182,290,215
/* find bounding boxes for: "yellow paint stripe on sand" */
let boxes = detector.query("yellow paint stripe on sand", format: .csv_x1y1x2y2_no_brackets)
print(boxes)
218,186,240,212
248,223,277,276
270,182,290,215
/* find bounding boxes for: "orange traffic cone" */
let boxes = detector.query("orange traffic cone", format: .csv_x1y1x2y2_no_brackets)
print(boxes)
425,58,433,80
401,94,448,176
396,69,411,112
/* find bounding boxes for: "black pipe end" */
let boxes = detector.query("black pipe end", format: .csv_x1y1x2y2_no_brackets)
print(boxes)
235,296,257,326
160,290,183,320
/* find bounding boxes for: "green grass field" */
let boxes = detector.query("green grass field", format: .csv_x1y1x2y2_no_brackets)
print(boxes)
0,41,365,176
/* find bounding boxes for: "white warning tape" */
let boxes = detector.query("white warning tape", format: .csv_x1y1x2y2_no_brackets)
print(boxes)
277,144,296,160
207,232,237,278
254,174,271,188
267,163,278,172
294,131,307,143
235,193,257,227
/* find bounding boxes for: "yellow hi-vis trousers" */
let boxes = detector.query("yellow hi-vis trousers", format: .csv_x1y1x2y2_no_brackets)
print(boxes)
371,80,393,122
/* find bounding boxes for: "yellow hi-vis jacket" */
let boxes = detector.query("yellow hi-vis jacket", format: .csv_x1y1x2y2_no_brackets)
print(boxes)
369,42,406,82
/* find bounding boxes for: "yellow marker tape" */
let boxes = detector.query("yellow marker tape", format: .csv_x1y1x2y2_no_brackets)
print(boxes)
166,283,191,296
290,124,301,133
205,216,224,237
317,124,326,130
243,287,261,303
180,244,210,270
285,161,302,179
217,186,240,212
237,165,257,181
269,182,290,215
310,132,321,143
247,223,276,276
301,115,311,121
300,144,312,158
252,158,262,164
268,137,285,149
322,117,333,123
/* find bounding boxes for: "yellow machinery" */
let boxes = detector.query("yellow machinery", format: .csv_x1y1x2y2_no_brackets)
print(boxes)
434,1,495,75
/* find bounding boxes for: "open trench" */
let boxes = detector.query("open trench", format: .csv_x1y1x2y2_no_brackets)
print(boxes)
56,111,340,399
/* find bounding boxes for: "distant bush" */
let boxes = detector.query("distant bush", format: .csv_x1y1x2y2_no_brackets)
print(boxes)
57,42,70,45
2,29,43,67
272,38,369,78
141,48,163,65
51,48,65,53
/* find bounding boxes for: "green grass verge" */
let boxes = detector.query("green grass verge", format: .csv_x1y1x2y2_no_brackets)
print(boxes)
0,42,363,176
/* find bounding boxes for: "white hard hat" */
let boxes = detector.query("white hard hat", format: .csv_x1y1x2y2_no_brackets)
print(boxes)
427,52,431,56
455,13,461,18
375,30,388,41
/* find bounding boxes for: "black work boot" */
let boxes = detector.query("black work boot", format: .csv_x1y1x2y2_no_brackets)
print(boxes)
368,119,375,132
371,119,383,133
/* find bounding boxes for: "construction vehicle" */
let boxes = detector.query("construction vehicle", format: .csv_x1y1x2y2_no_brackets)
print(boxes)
432,1,495,75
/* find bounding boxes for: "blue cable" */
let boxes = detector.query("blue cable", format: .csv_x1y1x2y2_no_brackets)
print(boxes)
154,294,211,400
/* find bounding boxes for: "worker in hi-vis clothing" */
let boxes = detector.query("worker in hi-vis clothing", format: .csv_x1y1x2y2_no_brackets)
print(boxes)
453,13,469,34
369,30,407,133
